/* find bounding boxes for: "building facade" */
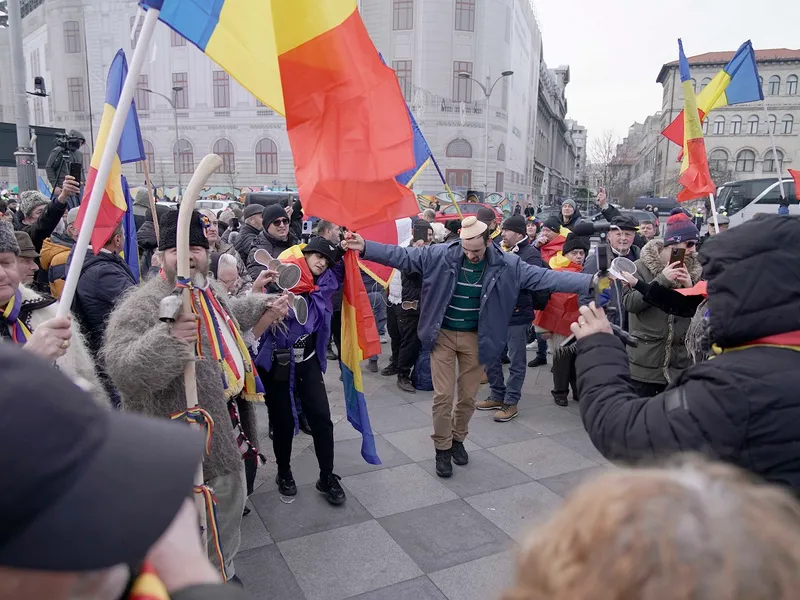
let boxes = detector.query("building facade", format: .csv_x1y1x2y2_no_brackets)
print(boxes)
609,111,661,205
654,48,800,197
566,118,587,188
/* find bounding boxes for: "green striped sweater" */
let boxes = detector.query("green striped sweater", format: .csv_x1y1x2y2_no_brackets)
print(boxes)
442,258,485,332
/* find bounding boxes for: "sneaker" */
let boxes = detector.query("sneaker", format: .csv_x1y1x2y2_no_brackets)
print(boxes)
528,356,548,368
380,334,390,344
526,342,538,350
316,473,346,505
435,449,453,478
494,404,519,422
276,472,297,496
475,398,504,411
397,376,416,394
368,361,378,373
381,364,399,377
451,440,469,465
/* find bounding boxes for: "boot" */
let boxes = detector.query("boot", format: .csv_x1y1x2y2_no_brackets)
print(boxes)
435,448,453,478
451,440,469,466
397,375,416,394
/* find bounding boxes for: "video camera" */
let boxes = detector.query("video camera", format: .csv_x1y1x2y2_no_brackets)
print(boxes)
55,132,85,152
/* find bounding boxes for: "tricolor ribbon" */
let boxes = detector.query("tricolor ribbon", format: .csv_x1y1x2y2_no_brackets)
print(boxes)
2,289,32,344
170,405,214,456
195,484,227,580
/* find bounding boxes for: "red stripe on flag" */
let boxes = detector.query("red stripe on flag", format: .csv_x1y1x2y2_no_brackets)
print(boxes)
358,220,400,285
342,250,380,358
677,138,716,202
789,169,800,200
662,108,706,147
74,166,126,252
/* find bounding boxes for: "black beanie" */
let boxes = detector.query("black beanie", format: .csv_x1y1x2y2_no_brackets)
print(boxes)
562,233,590,255
262,203,287,227
476,206,497,225
542,216,561,233
302,236,338,265
158,209,210,251
502,215,526,236
444,219,461,235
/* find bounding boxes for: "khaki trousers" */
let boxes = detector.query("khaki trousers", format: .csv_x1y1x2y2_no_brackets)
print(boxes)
430,329,483,450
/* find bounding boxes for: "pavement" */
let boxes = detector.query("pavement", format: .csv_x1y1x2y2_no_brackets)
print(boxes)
238,350,611,600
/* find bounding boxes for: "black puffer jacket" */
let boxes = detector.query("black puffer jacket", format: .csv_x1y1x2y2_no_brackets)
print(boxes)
233,223,261,263
575,214,800,492
246,230,297,280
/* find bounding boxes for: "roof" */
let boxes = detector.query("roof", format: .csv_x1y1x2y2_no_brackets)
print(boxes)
656,48,800,83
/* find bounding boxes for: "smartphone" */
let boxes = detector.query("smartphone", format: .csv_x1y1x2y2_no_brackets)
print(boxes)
413,223,430,243
69,162,82,185
669,247,686,266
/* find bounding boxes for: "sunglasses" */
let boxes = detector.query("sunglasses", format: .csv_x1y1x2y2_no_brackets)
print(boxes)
685,241,697,248
271,218,290,226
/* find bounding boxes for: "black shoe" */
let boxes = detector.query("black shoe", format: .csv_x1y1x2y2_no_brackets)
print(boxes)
326,347,338,361
501,355,511,365
381,364,399,376
397,375,416,394
298,414,313,436
276,472,297,496
451,440,469,466
553,396,568,407
528,356,547,368
316,473,346,505
368,361,378,373
435,449,453,478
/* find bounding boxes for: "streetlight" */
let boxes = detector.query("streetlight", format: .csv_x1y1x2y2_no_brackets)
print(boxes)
138,85,184,201
459,70,513,196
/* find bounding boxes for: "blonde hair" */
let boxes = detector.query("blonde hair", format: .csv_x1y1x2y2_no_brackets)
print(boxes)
503,456,800,600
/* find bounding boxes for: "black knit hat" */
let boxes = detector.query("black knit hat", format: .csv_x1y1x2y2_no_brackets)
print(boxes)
302,236,338,266
542,216,561,233
502,215,527,236
444,219,461,235
476,206,497,224
262,203,288,227
562,233,590,255
158,209,210,251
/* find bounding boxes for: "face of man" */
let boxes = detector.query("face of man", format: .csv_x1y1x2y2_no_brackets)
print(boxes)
305,252,330,276
246,214,263,231
501,229,525,248
561,204,575,219
8,201,17,212
267,216,290,241
639,222,655,240
16,256,38,284
541,227,558,242
161,246,210,282
462,235,488,264
321,225,341,244
0,252,21,304
25,205,46,225
565,248,586,266
709,224,729,236
607,228,635,254
201,214,219,246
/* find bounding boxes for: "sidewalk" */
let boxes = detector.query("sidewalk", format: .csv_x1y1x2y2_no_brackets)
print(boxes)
237,357,610,600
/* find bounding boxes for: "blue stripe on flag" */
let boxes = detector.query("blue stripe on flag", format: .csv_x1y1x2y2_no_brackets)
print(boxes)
121,176,140,283
341,364,381,465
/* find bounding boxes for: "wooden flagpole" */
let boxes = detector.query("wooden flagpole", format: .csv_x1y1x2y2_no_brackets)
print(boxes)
141,159,160,245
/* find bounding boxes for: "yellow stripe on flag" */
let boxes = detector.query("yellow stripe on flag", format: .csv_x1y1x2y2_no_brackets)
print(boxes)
271,0,357,55
696,70,733,115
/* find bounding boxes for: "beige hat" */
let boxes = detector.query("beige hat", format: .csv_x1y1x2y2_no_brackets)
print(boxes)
459,216,488,240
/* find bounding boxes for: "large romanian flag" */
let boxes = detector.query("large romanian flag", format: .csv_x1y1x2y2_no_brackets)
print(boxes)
139,0,419,231
358,218,413,287
75,50,144,251
662,40,762,148
677,40,716,202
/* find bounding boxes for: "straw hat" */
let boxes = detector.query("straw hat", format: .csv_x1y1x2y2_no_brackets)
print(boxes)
459,216,488,240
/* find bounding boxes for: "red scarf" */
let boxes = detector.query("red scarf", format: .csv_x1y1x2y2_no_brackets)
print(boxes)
281,254,318,295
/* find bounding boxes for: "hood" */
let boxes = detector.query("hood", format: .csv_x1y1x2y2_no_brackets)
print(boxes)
40,234,74,270
134,188,150,208
639,238,702,283
700,214,800,348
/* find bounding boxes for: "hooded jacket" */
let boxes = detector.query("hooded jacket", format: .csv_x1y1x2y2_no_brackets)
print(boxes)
40,231,75,299
575,214,800,493
133,189,150,231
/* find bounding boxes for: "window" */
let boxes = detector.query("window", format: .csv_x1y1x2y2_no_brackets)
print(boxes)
700,77,712,91
255,138,278,174
769,75,781,96
782,115,793,134
445,169,472,188
170,29,185,47
392,0,413,30
748,115,759,134
67,77,84,111
172,73,188,109
130,16,143,50
497,143,505,161
136,74,149,110
713,116,725,135
788,75,798,96
64,21,80,54
213,139,235,173
709,149,728,172
454,0,475,31
173,139,194,174
730,115,742,135
136,140,155,174
735,149,755,172
768,114,777,134
446,138,472,158
702,117,709,135
452,61,473,102
495,171,504,193
392,60,412,101
213,71,230,108
763,149,783,173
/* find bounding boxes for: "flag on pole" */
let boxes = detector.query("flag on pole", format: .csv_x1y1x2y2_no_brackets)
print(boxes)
789,169,800,198
358,218,413,287
662,41,762,148
121,176,140,283
677,40,716,202
75,50,145,251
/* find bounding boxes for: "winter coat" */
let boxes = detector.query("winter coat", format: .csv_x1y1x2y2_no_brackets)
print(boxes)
39,232,75,299
18,199,68,252
133,189,150,231
45,144,82,188
622,240,702,385
102,276,273,480
233,223,261,263
580,244,641,330
560,207,583,230
575,214,800,492
361,239,592,365
506,238,544,326
246,230,297,280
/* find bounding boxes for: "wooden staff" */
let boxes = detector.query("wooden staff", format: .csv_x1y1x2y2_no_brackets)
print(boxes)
141,158,160,244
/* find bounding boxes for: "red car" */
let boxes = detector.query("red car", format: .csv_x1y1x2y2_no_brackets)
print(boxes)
434,202,503,225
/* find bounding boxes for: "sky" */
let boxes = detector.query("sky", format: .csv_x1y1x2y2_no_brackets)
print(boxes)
536,0,800,147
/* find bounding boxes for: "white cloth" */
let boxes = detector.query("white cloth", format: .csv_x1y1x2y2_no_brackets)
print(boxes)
388,268,402,305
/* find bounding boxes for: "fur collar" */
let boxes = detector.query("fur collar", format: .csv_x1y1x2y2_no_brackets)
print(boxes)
639,239,702,283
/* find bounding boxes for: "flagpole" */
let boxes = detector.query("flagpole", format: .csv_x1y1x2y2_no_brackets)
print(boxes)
57,8,160,318
708,193,720,234
761,98,786,201
141,158,160,245
427,153,463,219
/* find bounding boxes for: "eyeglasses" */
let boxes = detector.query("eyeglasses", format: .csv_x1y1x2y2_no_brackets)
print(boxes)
685,241,697,248
272,218,290,226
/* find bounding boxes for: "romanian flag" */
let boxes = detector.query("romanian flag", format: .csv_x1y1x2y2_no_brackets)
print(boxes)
358,218,413,287
139,0,419,232
677,40,716,202
75,50,144,251
127,562,169,600
662,40,762,148
789,169,800,200
121,176,140,283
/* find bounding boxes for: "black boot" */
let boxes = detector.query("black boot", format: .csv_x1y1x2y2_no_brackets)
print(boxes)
397,375,416,394
451,440,469,466
276,472,297,496
298,413,313,436
435,449,453,478
381,363,399,377
316,473,346,506
552,394,568,407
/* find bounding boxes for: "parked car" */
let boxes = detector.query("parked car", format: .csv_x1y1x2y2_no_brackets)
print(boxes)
716,178,798,228
435,202,502,224
196,199,243,214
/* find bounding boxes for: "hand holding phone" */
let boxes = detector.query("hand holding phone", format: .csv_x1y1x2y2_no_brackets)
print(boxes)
69,162,82,185
669,247,686,266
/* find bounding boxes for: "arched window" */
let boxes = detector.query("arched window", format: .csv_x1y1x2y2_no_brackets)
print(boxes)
763,149,784,173
713,116,725,135
709,149,728,173
690,78,697,93
255,138,278,175
700,77,712,92
496,143,505,162
212,139,235,174
782,114,794,135
748,115,759,134
702,116,709,135
730,115,742,135
173,139,194,174
136,140,155,174
788,75,798,96
446,138,472,158
768,114,777,134
735,149,755,173
769,75,781,96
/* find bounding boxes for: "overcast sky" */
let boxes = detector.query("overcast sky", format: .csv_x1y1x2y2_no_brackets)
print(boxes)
536,0,800,146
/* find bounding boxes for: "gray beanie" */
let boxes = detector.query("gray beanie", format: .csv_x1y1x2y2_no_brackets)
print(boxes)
0,221,20,255
19,191,50,218
561,198,577,210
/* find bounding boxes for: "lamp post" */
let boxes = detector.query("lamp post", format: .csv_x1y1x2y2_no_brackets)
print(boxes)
458,70,513,197
139,85,183,201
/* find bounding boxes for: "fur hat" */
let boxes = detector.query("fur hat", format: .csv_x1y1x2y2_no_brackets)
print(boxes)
19,191,49,218
243,204,263,220
0,221,19,255
562,233,590,256
158,209,209,251
14,232,38,259
460,216,488,240
303,236,338,266
476,206,497,225
664,208,700,246
502,215,527,236
261,203,287,227
542,216,561,233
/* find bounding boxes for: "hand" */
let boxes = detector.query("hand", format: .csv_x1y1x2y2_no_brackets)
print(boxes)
284,205,293,220
146,499,221,592
534,234,548,247
570,303,613,340
662,261,684,282
268,293,290,320
171,313,198,344
596,187,607,207
24,316,72,360
58,175,80,204
252,268,278,294
343,233,365,253
413,239,426,248
674,267,692,288
619,271,638,286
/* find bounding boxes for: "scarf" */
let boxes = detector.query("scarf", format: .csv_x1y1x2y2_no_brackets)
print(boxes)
2,290,32,344
279,248,319,295
719,330,800,354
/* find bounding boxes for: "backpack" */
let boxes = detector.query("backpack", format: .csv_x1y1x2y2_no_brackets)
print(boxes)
412,349,434,391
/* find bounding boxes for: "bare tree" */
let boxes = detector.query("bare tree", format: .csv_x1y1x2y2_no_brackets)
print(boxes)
225,169,240,198
155,161,169,197
588,130,619,191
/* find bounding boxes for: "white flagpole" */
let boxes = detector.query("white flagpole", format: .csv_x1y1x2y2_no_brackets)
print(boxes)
57,8,160,318
761,98,787,202
708,193,720,234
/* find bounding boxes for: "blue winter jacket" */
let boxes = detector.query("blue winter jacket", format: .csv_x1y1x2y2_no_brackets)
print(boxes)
362,240,593,364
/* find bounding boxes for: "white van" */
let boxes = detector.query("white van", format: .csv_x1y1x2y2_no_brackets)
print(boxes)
716,178,798,228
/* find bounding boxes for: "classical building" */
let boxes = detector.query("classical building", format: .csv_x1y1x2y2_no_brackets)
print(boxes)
654,48,800,197
609,112,661,204
566,119,587,188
